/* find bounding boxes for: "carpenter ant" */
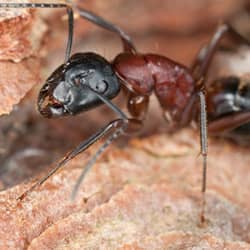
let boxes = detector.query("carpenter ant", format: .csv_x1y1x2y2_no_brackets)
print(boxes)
1,2,250,224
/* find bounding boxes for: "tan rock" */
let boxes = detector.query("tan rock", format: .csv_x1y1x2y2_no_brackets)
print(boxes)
0,130,249,249
0,58,40,115
28,184,250,249
0,4,47,115
118,233,250,250
0,6,46,62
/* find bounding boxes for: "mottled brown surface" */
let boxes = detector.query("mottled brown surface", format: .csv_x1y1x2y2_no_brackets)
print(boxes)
0,8,32,62
0,58,40,115
0,7,46,62
0,6,46,115
0,130,249,249
83,0,248,33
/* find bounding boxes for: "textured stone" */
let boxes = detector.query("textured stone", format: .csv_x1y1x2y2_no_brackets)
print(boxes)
0,58,40,115
0,130,249,249
0,6,46,62
28,184,250,249
0,4,46,115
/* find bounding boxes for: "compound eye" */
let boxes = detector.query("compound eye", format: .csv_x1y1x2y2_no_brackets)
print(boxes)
91,80,108,94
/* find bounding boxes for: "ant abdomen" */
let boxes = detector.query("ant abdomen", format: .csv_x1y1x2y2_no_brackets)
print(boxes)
207,76,250,139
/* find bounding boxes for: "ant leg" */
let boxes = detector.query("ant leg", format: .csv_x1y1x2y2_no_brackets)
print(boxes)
179,94,198,127
0,2,74,61
70,118,141,200
192,23,250,81
70,91,144,199
74,6,136,54
70,89,143,199
208,111,250,135
116,73,150,121
190,24,250,222
198,90,208,224
191,45,207,76
17,118,126,201
127,93,149,121
18,88,142,201
181,81,208,223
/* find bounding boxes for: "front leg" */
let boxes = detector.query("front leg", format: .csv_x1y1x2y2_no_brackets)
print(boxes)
127,92,149,121
18,88,143,201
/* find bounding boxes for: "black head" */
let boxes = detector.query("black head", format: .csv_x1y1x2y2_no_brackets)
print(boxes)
38,52,121,118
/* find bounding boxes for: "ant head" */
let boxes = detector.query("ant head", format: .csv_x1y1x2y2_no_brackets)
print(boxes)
38,53,120,118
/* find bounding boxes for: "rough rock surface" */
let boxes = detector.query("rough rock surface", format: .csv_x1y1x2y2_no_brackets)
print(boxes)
0,6,46,115
28,184,250,249
0,58,40,115
0,129,249,249
118,233,250,250
0,7,46,62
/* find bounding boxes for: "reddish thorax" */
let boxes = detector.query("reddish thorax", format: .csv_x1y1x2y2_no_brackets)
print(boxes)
113,53,195,122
